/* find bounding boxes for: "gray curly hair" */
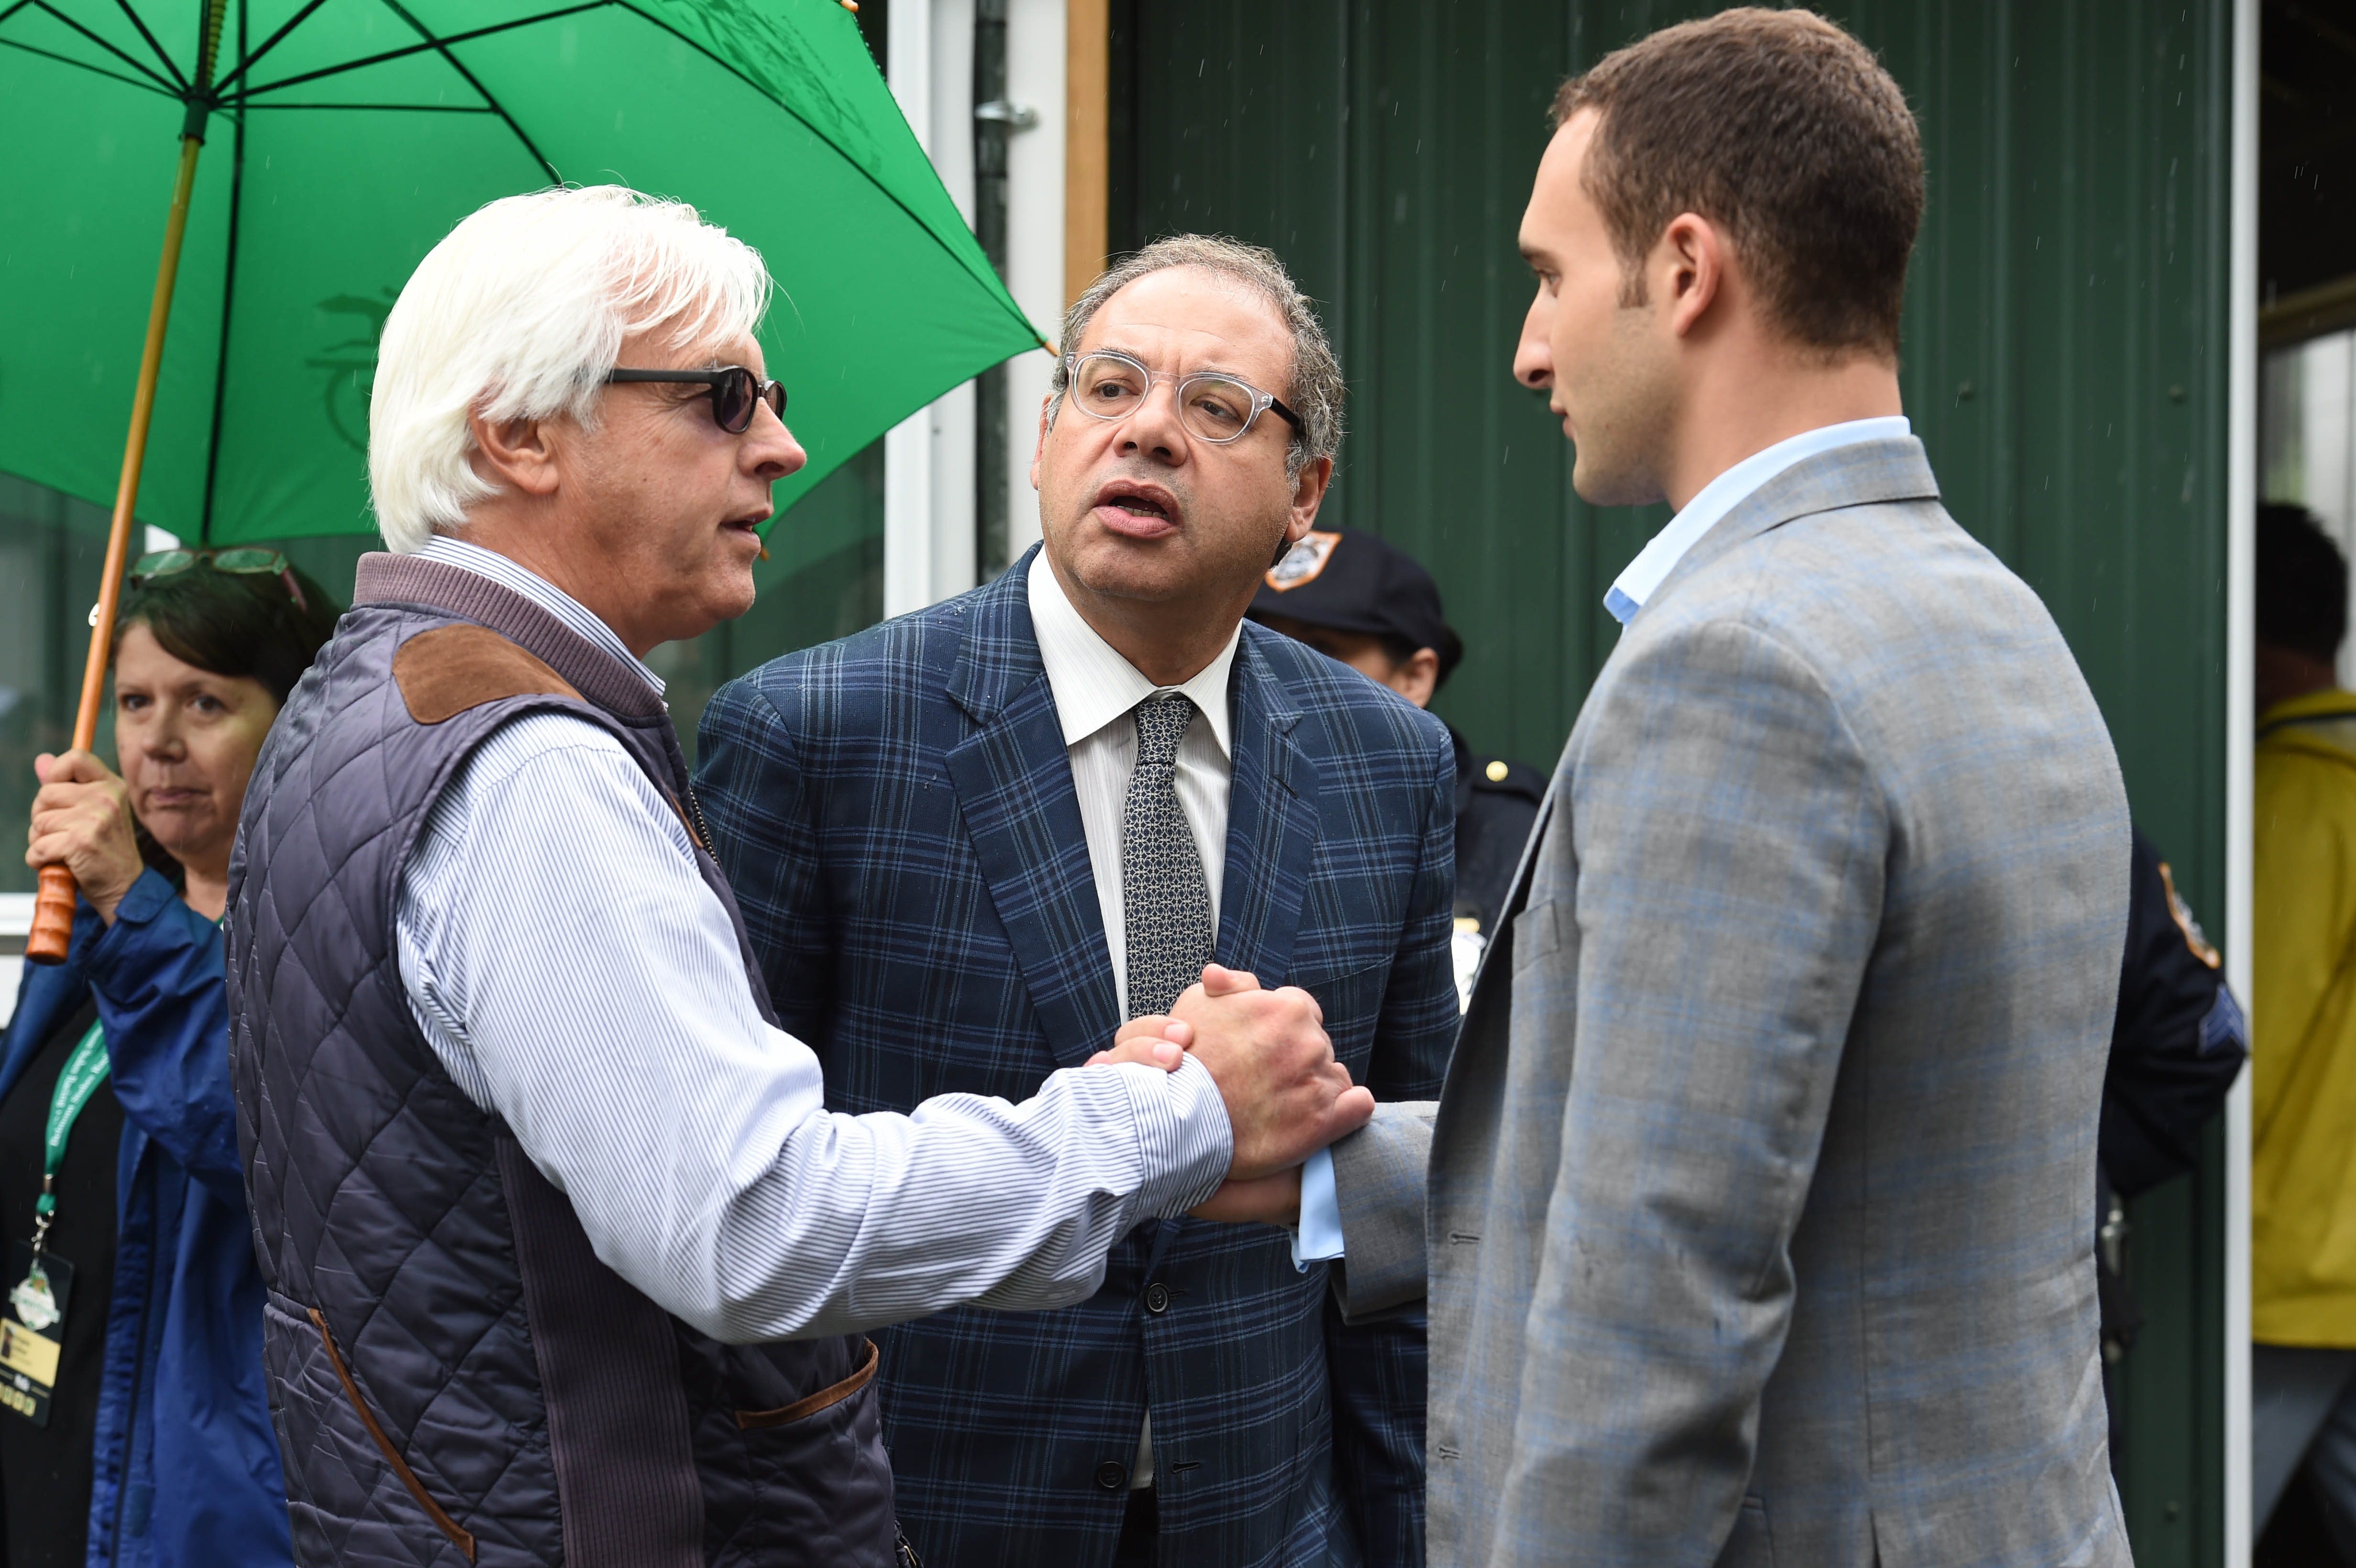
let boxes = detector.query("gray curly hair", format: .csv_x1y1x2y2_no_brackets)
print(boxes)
1050,234,1344,481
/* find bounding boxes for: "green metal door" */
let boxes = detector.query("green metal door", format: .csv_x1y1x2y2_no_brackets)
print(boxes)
1112,3,2233,1560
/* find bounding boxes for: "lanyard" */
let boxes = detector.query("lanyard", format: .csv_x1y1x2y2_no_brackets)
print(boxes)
28,1020,109,1257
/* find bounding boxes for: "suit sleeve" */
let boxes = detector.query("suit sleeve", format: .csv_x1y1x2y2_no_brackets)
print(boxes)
1495,617,1884,1564
1328,1101,1437,1319
695,674,835,1041
1324,717,1458,1566
1362,717,1462,1100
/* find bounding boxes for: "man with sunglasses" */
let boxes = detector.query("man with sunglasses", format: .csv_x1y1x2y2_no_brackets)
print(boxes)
696,234,1456,1568
226,189,1372,1568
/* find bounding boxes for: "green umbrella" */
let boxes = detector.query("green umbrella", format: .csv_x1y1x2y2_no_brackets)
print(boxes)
4,0,1041,959
0,0,1038,544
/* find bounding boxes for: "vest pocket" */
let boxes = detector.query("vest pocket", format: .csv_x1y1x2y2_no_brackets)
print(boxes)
303,1303,478,1562
720,1339,897,1565
735,1337,880,1430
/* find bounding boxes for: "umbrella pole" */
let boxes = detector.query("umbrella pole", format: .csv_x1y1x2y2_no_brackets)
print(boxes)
26,130,209,965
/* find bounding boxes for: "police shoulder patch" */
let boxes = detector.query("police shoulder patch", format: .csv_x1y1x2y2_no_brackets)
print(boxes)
2158,860,2222,969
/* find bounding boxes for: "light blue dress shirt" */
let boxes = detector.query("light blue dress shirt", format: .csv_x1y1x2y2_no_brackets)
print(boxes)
1603,415,1914,622
1294,414,1913,1263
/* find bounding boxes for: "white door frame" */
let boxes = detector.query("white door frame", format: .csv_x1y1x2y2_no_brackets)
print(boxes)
2224,0,2257,1559
883,0,1068,618
884,0,980,619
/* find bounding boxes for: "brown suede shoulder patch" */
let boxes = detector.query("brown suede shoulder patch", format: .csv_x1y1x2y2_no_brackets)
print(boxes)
393,624,582,725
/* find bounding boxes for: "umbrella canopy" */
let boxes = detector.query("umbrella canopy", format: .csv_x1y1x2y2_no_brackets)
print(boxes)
0,0,1040,545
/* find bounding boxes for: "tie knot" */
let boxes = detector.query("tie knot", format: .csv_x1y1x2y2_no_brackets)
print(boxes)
1133,692,1195,766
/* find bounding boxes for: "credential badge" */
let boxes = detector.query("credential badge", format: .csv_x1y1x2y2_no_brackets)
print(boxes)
10,1267,58,1335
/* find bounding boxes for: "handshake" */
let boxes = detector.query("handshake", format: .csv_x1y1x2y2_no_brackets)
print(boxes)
1086,964,1367,1226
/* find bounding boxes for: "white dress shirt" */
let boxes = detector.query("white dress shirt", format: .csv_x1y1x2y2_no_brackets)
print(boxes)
1026,551,1238,1015
391,539,1235,1350
1026,549,1239,1488
1300,415,1916,1260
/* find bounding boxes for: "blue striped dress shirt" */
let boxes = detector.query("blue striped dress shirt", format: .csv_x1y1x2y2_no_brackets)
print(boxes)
392,538,1235,1343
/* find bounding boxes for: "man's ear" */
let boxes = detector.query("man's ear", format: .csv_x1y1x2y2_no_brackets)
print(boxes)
1394,646,1441,709
1656,212,1725,341
467,408,563,498
1029,395,1052,491
1285,454,1334,542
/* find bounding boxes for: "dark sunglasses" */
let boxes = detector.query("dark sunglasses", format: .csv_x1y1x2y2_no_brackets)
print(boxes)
129,547,308,612
605,365,787,435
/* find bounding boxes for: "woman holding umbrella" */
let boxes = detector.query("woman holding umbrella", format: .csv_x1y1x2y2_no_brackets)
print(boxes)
4,551,337,1566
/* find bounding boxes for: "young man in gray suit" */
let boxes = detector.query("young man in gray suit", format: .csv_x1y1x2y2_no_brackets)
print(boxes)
1197,9,2133,1564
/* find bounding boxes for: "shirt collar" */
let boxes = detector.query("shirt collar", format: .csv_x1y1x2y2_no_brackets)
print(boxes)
414,534,666,696
1026,550,1238,757
1604,415,1913,624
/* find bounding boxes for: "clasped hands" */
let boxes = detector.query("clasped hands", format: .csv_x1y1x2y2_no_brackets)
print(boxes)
1086,964,1359,1228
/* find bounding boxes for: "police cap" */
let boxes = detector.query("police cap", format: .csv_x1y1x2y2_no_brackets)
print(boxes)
1251,527,1453,657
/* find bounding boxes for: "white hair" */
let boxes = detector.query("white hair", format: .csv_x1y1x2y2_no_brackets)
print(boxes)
368,185,773,553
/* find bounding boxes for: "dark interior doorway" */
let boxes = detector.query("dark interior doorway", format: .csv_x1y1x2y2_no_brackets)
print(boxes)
2254,4,2354,1563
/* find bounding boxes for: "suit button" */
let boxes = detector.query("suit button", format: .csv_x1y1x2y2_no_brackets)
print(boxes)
1095,1460,1128,1490
1145,1282,1170,1314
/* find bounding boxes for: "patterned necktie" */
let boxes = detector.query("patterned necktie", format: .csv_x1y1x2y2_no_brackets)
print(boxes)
1122,692,1216,1019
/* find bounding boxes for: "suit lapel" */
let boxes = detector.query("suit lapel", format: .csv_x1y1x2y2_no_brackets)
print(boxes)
1216,632,1321,984
944,555,1123,1068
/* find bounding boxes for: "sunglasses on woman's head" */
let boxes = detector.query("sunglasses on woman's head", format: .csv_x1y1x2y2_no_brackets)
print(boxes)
605,365,788,435
129,548,308,612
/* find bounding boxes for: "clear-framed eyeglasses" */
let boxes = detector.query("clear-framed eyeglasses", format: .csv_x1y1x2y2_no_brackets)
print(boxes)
1058,349,1305,446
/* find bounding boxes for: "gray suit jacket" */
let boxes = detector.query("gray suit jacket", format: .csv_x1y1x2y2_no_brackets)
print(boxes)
1331,438,2133,1567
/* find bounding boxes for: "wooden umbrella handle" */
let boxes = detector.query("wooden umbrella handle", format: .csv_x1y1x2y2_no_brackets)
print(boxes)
25,865,80,967
26,131,208,965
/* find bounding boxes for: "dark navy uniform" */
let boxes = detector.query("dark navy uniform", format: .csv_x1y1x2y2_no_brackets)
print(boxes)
2096,827,2247,1469
1249,527,1548,1005
1451,732,1544,939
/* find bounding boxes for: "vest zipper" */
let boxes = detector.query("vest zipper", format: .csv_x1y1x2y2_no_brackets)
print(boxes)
685,783,719,855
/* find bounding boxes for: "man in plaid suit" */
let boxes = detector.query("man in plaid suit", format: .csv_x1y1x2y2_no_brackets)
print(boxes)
697,236,1454,1567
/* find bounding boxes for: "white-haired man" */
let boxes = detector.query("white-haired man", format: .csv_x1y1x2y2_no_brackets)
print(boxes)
224,186,1369,1568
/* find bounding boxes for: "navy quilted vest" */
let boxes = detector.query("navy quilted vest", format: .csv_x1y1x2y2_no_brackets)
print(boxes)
227,554,895,1568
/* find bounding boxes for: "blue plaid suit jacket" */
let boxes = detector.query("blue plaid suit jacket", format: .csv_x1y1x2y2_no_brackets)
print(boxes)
695,549,1459,1568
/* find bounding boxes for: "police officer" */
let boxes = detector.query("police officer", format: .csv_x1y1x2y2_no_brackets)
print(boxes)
1249,527,1544,1009
2098,827,2247,1472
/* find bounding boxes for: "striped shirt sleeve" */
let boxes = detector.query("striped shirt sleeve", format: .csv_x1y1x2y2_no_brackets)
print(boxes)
394,711,1232,1343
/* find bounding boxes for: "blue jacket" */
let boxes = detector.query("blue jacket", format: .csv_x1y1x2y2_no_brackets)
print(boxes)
696,551,1459,1568
1,872,290,1568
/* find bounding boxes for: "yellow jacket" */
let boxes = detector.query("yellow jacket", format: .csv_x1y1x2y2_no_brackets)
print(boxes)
2254,687,2356,1345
